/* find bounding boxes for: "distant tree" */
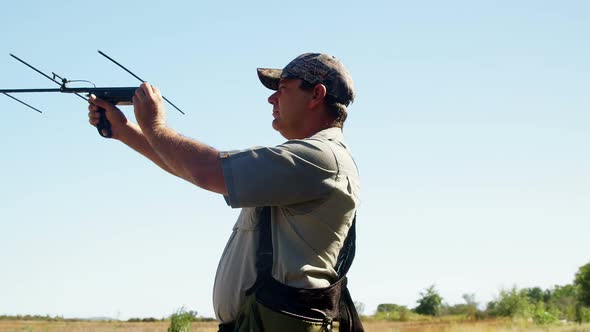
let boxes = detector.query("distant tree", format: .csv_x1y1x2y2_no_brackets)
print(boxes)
462,293,477,307
354,301,365,315
414,285,443,316
526,287,546,303
575,262,590,307
187,310,199,321
462,293,479,318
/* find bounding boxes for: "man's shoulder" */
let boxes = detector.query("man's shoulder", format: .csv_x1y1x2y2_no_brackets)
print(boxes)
276,128,347,171
291,127,357,176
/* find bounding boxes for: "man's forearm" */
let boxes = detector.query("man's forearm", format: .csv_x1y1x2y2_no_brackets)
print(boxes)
116,122,178,176
142,126,227,195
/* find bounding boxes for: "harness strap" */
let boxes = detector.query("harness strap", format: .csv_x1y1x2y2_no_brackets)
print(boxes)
254,206,363,332
256,206,273,279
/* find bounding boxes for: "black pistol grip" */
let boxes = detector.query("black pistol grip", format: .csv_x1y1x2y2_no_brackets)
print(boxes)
96,107,113,138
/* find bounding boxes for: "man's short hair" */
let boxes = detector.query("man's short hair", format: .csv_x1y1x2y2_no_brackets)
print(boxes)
299,79,348,128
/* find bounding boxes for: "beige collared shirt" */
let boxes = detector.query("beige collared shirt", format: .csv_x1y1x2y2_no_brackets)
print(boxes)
213,127,360,323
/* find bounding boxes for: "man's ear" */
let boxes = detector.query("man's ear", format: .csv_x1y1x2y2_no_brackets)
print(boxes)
309,84,327,109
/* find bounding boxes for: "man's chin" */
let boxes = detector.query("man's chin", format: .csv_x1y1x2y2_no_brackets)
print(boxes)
272,119,281,131
272,121,291,138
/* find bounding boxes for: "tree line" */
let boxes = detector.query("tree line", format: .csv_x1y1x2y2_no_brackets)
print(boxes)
370,261,590,325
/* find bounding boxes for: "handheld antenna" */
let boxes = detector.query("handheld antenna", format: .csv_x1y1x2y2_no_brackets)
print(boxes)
9,53,88,102
97,50,185,115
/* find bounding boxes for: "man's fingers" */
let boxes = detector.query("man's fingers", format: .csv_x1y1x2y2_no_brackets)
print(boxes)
88,98,101,127
135,82,163,104
142,82,162,100
150,84,162,98
141,82,152,96
89,94,109,109
88,110,100,124
88,110,101,119
88,108,102,126
135,84,148,102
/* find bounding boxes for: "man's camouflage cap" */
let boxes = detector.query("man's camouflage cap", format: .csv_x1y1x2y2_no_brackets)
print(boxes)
257,53,355,107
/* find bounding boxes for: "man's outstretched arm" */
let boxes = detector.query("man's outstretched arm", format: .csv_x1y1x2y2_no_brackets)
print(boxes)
88,84,227,195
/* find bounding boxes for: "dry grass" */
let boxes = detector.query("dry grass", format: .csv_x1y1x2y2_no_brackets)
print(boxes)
362,320,590,332
1,320,590,332
0,320,217,332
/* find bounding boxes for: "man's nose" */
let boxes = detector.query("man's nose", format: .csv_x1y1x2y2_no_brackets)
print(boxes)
268,91,279,104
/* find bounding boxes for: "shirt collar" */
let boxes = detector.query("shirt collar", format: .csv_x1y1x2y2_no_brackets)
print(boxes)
311,127,344,141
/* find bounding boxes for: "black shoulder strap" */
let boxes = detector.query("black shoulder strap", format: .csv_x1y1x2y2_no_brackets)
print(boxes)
256,206,273,279
335,214,356,277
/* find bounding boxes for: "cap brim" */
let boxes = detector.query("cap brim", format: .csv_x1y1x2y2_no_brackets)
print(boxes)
257,68,282,90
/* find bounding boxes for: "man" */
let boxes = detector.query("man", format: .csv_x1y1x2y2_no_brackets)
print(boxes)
88,53,360,330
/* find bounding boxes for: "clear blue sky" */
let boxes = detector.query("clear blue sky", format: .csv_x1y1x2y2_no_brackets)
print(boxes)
1,0,588,320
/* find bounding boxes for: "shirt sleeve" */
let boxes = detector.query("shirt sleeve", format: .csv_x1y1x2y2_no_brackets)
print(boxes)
220,138,338,208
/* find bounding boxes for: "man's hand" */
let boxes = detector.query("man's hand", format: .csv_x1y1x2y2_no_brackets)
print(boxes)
133,82,167,135
88,94,129,139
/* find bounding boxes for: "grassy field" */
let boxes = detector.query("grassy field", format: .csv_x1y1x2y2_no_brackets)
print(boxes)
2,320,590,332
0,320,216,332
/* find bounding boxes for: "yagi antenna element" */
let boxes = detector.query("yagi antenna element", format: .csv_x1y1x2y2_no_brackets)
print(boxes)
97,50,185,115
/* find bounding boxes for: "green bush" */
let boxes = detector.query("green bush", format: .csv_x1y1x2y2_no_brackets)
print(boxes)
532,302,559,325
577,306,590,323
128,317,159,322
376,303,406,313
441,293,479,318
487,287,534,319
374,303,421,321
442,303,478,318
168,307,194,332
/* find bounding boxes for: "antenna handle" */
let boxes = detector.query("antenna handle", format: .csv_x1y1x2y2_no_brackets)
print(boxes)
96,107,113,138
